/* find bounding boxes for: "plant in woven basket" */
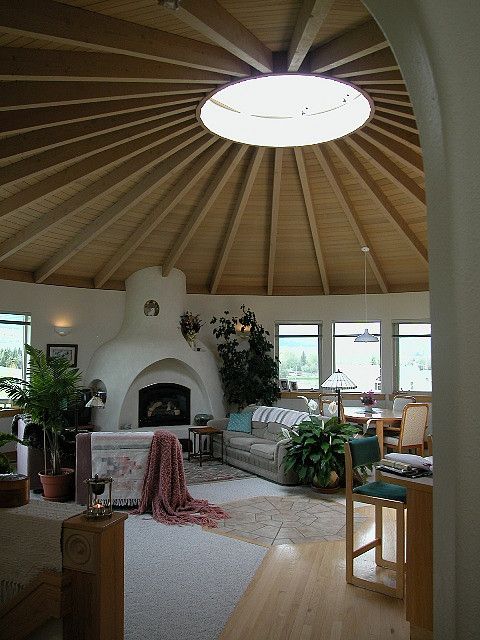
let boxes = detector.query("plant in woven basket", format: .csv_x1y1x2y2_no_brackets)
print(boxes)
210,306,280,410
283,416,360,488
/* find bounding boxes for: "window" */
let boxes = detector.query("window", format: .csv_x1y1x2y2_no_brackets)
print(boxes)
0,312,31,407
393,322,431,392
276,324,321,390
333,322,381,392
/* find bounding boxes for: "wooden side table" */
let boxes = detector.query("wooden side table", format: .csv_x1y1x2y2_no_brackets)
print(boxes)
188,427,223,466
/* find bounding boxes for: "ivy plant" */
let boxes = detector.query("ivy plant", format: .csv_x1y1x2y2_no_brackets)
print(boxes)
210,305,280,410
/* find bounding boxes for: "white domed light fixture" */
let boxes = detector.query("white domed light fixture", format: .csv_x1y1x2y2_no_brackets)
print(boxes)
355,246,379,343
198,74,373,148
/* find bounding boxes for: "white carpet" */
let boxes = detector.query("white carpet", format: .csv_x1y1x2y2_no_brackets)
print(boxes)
124,478,303,640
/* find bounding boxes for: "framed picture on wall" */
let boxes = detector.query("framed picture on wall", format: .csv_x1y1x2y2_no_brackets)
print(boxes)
47,344,78,367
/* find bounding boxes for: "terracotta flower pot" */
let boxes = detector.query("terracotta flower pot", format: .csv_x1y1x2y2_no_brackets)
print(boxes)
311,471,341,493
39,468,74,502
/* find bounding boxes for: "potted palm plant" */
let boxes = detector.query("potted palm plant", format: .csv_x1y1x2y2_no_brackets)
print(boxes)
283,416,361,491
0,344,82,501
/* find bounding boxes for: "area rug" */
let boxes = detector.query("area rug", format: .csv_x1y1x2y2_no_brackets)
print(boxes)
203,494,369,546
183,458,252,484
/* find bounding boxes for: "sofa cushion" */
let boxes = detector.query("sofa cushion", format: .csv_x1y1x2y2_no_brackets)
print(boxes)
228,436,266,452
264,421,288,442
227,412,252,433
250,443,276,460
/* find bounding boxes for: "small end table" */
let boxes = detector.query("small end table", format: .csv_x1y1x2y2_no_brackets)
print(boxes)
188,426,224,466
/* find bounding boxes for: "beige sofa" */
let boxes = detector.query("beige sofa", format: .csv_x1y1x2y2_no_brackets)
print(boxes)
207,411,308,485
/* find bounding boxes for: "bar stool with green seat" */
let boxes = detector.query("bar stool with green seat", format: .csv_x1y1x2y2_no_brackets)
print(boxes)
345,435,407,598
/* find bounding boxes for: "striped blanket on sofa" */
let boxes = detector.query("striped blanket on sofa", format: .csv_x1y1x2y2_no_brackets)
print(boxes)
252,406,310,427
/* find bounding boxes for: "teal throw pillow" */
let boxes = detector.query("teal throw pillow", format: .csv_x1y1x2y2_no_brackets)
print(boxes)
227,412,252,433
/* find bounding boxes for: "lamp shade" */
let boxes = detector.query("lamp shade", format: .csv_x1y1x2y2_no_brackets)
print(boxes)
85,395,105,408
354,328,379,343
321,369,357,390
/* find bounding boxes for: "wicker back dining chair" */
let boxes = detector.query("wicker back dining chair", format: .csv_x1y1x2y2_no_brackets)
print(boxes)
384,402,429,455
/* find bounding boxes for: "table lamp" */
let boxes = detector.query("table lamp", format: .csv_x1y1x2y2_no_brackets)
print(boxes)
321,370,357,421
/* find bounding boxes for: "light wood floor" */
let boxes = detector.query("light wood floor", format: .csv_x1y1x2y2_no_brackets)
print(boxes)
220,505,409,640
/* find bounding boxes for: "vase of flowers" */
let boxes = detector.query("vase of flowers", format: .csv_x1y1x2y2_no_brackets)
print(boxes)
360,390,376,412
180,311,203,349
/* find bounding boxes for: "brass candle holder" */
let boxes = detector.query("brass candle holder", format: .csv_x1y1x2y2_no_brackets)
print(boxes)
85,474,113,519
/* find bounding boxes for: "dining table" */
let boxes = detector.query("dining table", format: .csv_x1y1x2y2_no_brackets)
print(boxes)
343,406,402,456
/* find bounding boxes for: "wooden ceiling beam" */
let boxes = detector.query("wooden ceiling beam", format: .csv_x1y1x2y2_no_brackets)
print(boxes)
0,94,203,135
0,49,230,84
331,139,428,265
0,131,209,263
267,149,283,295
311,145,388,293
1,112,196,187
210,147,266,294
0,82,214,111
93,139,231,288
310,19,388,73
166,0,272,73
370,94,412,106
0,104,196,162
368,119,421,152
287,0,335,72
373,102,416,121
346,134,424,207
0,122,202,219
33,134,215,284
162,144,249,277
327,49,398,78
0,0,249,77
344,71,404,85
293,147,329,295
358,128,424,175
374,112,419,134
362,85,409,95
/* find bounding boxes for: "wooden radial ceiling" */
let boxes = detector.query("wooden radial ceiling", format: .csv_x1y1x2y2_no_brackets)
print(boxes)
0,0,427,295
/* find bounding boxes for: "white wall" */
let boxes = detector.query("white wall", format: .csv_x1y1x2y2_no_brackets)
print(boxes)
189,290,430,398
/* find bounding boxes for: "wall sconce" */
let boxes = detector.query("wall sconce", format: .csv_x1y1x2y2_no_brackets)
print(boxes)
54,325,72,336
235,322,251,339
85,394,105,408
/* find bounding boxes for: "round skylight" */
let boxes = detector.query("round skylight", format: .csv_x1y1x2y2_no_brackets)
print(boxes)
198,74,373,148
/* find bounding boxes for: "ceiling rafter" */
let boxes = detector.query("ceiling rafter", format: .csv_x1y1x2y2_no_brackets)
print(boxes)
164,0,272,73
33,134,215,284
0,122,201,219
373,102,416,121
287,0,335,72
0,94,203,135
368,119,421,152
370,94,412,106
0,131,209,263
346,134,425,206
362,84,409,95
0,82,214,112
293,147,329,295
1,112,196,187
310,19,388,73
348,71,404,85
267,148,283,295
357,128,424,175
0,0,249,77
311,145,388,293
210,146,266,294
93,139,231,288
374,112,419,134
0,104,197,162
328,49,398,78
0,49,231,84
162,145,249,277
331,139,428,265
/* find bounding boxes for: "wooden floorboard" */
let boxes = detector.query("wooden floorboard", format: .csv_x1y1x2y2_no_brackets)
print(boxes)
220,506,409,640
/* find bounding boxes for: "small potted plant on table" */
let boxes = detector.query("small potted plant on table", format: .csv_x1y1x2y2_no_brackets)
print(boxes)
283,416,360,491
0,344,82,501
360,390,376,413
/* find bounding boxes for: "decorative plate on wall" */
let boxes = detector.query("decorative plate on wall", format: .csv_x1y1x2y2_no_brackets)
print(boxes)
144,300,159,317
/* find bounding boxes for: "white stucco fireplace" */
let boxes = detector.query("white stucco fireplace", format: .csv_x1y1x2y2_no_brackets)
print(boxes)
85,267,224,431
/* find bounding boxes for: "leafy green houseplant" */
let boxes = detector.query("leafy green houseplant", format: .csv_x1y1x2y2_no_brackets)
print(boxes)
0,344,82,480
211,306,280,410
0,432,24,474
283,416,360,489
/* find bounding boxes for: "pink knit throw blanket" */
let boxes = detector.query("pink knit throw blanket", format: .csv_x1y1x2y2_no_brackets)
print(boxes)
133,430,229,527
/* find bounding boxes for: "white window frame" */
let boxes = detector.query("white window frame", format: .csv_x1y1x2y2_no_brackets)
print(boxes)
393,320,431,394
332,321,382,392
275,322,322,390
0,312,31,407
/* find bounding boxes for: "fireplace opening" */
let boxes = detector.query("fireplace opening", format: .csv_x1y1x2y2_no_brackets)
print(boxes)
138,383,191,428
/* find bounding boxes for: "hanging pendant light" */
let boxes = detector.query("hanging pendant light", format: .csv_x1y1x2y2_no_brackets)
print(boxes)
355,246,379,343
